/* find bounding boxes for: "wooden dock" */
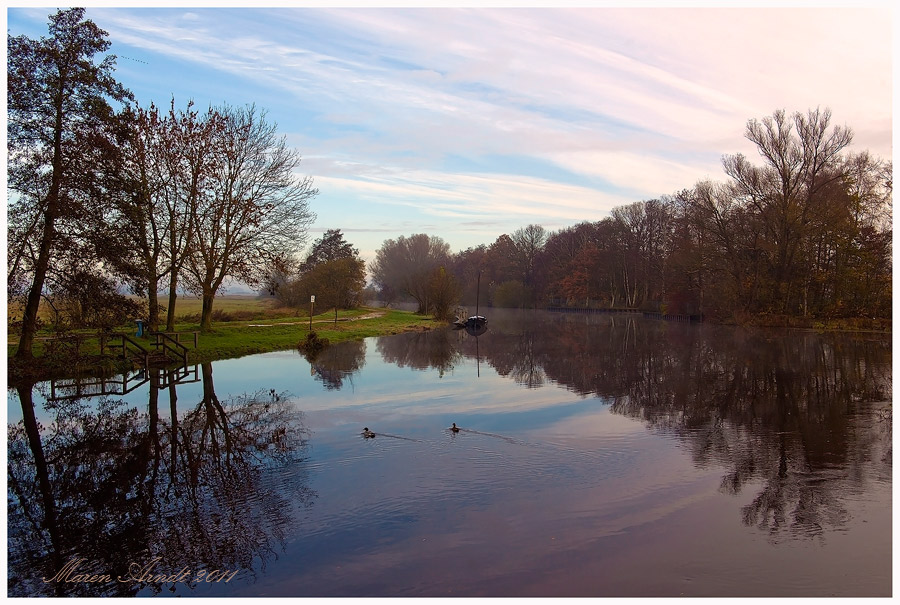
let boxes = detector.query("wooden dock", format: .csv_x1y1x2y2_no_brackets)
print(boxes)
640,311,704,323
99,330,199,366
547,306,641,315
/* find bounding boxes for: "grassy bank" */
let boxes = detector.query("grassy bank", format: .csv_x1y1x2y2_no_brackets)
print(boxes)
187,308,440,363
7,304,442,383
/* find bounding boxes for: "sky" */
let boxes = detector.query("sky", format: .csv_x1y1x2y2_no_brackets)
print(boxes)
4,2,894,267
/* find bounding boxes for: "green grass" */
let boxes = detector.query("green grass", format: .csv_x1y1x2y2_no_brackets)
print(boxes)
8,298,442,382
187,308,438,363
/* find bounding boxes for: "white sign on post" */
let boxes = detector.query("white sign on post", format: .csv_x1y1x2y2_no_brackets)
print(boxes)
311,295,315,303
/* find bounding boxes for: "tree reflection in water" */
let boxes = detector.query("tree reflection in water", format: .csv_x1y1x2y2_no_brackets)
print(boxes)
601,324,891,542
8,313,890,596
376,328,462,378
377,311,891,543
8,362,315,597
308,340,367,390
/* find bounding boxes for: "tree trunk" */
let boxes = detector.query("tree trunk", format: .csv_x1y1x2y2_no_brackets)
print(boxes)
16,381,64,592
146,370,162,474
17,154,63,360
147,274,160,332
168,378,178,482
165,273,178,332
17,88,65,360
200,289,215,332
16,217,54,360
165,213,184,332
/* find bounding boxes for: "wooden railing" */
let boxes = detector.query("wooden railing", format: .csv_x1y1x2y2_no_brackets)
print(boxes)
100,333,149,366
151,330,199,349
32,330,199,369
50,369,149,400
151,331,191,366
156,364,200,389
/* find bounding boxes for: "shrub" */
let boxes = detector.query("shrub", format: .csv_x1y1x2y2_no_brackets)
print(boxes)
49,271,146,331
492,280,527,308
297,331,329,360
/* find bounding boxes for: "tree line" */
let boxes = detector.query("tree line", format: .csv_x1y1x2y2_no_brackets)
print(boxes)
8,8,317,361
370,109,891,323
8,9,890,369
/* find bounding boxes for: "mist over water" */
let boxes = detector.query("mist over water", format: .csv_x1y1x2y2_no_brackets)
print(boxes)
7,310,891,597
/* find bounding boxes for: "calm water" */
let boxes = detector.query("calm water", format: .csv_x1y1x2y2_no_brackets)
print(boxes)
7,311,892,597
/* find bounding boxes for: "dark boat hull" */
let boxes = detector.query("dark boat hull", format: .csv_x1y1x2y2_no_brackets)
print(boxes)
465,316,487,336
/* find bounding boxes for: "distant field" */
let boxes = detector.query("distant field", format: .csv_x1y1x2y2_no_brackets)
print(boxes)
168,294,291,317
168,294,311,323
7,294,300,327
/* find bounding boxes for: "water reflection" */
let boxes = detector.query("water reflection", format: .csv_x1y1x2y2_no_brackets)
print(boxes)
7,363,315,597
310,339,366,390
373,311,890,542
598,324,892,541
6,311,891,597
377,328,462,377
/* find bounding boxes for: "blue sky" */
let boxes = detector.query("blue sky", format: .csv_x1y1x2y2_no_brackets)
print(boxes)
5,3,893,265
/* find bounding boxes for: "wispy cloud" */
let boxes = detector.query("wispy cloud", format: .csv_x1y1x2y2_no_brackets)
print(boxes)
15,5,888,257
317,169,630,225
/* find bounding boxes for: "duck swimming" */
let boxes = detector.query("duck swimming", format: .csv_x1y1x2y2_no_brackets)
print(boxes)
362,427,376,438
450,423,460,433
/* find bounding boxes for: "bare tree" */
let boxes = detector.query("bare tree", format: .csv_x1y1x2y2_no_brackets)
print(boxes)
103,103,170,331
510,224,548,303
185,104,317,332
369,234,451,314
160,101,225,331
722,108,852,312
610,200,674,309
426,266,461,321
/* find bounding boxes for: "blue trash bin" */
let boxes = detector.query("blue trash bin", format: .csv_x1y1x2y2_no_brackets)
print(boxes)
135,320,146,337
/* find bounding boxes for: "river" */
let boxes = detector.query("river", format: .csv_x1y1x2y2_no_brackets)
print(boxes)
7,310,892,597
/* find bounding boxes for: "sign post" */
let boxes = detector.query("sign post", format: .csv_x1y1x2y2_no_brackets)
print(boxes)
309,295,315,331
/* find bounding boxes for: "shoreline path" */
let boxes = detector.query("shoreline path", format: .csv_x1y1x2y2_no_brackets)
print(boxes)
247,310,386,327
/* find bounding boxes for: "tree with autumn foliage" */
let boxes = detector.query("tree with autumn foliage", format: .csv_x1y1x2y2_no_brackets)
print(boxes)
426,266,461,321
299,257,367,322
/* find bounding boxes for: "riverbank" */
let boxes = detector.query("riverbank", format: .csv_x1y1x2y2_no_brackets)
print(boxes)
8,301,890,384
723,312,891,333
7,307,443,383
546,305,891,334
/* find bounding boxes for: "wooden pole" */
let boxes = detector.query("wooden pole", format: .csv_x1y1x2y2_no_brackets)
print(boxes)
476,270,481,317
